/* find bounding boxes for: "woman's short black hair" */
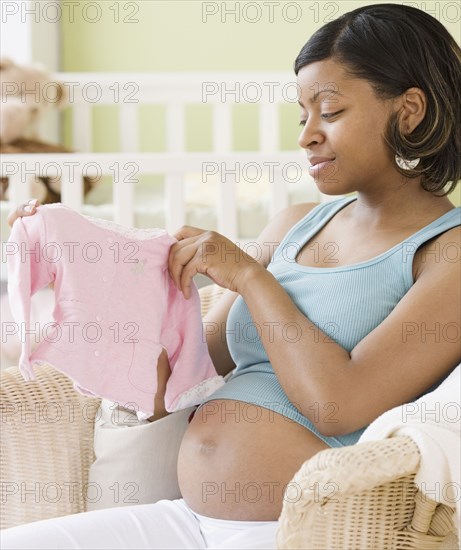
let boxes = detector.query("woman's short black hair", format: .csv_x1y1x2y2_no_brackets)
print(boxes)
294,3,461,195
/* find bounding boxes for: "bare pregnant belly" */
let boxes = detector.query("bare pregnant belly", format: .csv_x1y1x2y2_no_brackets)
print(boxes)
177,399,330,521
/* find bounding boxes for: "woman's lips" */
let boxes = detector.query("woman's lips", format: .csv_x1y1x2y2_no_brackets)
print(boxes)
308,160,335,171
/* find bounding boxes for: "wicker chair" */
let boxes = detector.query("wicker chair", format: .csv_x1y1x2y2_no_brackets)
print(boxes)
1,284,458,549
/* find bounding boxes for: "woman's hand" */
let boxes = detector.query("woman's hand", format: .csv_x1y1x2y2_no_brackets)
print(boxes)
7,199,41,228
7,198,53,291
168,226,265,298
147,348,172,422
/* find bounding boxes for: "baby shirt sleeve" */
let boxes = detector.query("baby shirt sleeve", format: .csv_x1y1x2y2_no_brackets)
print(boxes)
160,274,224,412
6,212,55,381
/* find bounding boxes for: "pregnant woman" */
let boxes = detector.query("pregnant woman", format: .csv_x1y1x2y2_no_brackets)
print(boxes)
3,3,460,549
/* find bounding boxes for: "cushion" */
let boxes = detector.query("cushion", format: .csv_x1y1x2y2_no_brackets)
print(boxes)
86,399,195,511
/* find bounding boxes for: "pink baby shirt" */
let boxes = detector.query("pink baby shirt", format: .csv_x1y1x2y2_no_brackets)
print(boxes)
6,204,224,417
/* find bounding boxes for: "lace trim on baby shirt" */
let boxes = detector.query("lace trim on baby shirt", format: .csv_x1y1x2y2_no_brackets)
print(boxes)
168,375,226,413
82,214,167,240
135,376,226,421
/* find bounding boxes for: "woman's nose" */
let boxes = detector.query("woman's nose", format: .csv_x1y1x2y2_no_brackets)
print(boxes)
297,120,323,150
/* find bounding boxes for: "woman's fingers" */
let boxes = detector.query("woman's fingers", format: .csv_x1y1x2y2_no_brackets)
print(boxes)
168,239,199,295
172,225,205,242
178,252,201,300
169,227,245,297
169,226,207,291
7,199,41,228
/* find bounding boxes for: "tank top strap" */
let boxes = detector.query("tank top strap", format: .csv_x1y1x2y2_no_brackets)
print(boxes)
271,195,357,264
401,207,461,289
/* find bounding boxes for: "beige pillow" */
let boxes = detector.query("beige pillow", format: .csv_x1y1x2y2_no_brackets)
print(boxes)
86,399,195,511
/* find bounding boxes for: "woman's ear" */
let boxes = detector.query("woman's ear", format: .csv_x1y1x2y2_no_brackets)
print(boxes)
398,87,427,135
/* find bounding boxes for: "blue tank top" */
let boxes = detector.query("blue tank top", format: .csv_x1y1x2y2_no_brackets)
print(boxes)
199,195,461,447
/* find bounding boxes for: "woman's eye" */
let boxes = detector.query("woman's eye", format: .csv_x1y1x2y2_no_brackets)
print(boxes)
321,111,342,119
299,111,343,126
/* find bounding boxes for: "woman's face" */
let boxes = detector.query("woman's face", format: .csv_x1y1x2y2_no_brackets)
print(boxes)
296,58,400,196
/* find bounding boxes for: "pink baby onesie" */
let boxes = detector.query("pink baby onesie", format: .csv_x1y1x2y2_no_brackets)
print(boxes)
6,203,224,417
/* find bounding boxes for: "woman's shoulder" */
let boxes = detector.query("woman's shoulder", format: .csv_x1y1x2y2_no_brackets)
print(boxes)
256,202,320,267
272,201,321,231
414,222,461,281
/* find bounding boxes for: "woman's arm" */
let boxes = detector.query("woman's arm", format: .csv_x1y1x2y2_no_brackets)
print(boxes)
200,202,321,378
237,225,461,436
169,218,460,438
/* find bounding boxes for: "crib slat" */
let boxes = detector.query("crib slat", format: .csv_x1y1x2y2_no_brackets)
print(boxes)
8,173,31,205
119,104,139,152
60,174,83,211
166,104,185,152
260,103,287,219
269,174,289,219
165,103,185,233
116,103,142,226
113,178,135,227
213,103,237,239
213,103,232,152
165,174,185,234
72,104,92,151
259,103,279,152
218,178,238,242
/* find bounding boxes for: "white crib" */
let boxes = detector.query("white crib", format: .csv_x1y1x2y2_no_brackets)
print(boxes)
0,72,337,282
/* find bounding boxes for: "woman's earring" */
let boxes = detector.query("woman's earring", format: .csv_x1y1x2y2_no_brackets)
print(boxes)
395,154,421,170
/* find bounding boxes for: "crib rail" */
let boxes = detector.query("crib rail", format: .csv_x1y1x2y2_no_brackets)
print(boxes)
3,71,329,236
1,72,340,284
51,72,300,154
0,150,328,238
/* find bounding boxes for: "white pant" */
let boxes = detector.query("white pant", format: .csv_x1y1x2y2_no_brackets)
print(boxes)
0,498,279,549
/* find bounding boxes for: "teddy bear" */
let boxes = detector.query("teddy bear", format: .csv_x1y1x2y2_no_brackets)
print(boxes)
0,57,98,203
0,56,68,144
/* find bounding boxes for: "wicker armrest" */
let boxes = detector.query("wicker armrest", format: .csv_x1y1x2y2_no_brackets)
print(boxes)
0,364,101,529
277,435,458,550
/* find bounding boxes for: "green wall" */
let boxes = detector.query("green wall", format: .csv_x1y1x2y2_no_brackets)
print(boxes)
62,1,460,71
61,0,461,205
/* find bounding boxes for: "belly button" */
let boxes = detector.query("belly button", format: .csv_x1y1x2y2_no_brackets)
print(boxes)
199,440,217,454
